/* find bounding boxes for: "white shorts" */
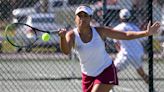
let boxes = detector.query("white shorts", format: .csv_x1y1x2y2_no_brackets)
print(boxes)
114,52,143,71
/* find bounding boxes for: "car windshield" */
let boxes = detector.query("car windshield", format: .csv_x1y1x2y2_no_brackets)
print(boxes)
52,1,63,7
14,16,27,23
32,17,55,23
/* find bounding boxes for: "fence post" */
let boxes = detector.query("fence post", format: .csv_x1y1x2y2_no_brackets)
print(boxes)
147,0,154,92
102,0,107,25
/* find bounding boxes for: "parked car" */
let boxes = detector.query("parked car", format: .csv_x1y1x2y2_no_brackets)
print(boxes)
16,13,66,52
12,7,36,23
159,14,164,35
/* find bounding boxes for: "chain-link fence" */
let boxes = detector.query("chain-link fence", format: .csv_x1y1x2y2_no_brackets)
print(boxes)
0,0,164,92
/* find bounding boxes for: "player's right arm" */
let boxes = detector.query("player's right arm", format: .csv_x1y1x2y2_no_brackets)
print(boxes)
59,29,75,55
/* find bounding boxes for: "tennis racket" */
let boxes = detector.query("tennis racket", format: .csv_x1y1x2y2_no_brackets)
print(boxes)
5,23,59,48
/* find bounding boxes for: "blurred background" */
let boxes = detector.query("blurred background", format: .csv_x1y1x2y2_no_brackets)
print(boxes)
0,0,164,92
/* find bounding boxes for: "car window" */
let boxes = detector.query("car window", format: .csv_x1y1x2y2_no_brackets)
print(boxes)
32,17,55,23
52,1,63,7
13,16,27,23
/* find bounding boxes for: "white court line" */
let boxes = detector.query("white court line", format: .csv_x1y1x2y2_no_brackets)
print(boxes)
113,86,133,92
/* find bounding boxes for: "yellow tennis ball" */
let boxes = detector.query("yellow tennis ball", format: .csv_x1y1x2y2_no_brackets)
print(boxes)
42,33,50,42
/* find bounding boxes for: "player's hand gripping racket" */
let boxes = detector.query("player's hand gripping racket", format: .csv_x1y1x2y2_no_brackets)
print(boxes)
5,23,59,48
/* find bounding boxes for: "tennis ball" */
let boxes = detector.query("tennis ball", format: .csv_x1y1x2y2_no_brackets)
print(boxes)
42,33,50,42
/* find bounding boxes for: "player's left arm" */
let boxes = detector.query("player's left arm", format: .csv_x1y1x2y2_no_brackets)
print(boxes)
97,21,160,40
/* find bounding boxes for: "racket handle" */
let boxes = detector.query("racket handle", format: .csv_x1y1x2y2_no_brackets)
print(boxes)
51,31,59,34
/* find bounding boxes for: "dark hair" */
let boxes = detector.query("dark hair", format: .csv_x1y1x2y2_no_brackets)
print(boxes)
120,18,129,22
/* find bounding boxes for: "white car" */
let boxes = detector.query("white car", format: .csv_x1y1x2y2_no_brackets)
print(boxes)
12,7,36,23
26,13,62,31
24,13,65,52
160,15,164,35
26,13,64,46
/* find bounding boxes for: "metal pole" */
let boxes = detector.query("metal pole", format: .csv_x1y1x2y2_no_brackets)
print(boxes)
147,0,154,92
102,0,107,25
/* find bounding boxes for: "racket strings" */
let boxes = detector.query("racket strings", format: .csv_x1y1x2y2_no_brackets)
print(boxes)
6,24,37,47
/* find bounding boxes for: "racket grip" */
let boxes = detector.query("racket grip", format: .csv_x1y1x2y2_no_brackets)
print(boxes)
52,31,59,34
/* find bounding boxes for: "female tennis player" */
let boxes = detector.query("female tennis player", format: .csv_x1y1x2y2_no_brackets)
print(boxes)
58,5,160,92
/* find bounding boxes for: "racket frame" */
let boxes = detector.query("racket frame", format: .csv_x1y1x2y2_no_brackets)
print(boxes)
5,23,59,48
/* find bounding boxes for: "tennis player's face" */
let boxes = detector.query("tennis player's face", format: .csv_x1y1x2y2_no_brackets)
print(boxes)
75,12,91,27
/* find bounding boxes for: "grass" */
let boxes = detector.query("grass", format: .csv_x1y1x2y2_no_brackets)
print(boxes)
31,46,58,53
2,40,16,52
1,36,163,53
2,44,59,53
